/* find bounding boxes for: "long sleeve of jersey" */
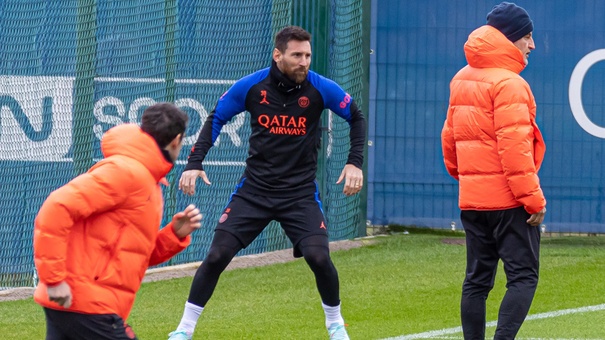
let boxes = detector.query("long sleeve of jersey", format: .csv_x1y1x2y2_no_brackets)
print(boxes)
184,71,264,171
311,73,366,169
184,108,224,171
342,100,366,168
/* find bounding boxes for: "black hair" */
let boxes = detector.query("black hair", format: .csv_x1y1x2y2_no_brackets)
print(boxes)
274,26,312,53
140,102,188,148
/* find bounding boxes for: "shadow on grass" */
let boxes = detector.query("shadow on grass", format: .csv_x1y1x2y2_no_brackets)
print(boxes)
541,234,605,247
385,225,465,237
385,225,605,247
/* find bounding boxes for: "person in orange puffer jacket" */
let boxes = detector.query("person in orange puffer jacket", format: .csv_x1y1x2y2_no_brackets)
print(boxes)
33,103,202,340
441,2,546,339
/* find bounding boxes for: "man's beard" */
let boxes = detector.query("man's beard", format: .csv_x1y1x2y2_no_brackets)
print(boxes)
287,68,308,83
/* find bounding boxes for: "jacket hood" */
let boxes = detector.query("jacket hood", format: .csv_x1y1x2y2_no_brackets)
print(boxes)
464,25,526,74
101,124,173,181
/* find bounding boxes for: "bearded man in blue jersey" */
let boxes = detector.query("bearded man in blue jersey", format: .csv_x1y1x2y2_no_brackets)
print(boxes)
167,26,365,340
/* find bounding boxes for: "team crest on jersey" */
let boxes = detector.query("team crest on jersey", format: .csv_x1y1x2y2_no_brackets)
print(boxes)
298,96,310,108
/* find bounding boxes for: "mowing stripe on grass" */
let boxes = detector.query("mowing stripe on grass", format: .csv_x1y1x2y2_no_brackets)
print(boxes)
381,304,605,340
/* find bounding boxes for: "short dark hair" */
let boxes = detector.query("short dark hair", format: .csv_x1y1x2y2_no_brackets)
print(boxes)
274,26,312,53
140,103,188,148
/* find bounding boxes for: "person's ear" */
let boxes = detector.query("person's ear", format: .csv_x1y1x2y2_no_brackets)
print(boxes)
171,133,183,147
273,48,281,63
165,133,182,151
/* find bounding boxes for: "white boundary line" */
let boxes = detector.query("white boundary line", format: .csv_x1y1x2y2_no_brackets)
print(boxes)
55,159,247,166
174,160,245,166
94,77,236,85
380,304,605,340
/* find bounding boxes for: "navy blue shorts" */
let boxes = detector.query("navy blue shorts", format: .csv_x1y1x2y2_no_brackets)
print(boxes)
43,308,137,340
215,180,328,258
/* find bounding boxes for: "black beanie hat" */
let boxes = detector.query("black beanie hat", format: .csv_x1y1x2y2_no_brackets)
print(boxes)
486,2,533,42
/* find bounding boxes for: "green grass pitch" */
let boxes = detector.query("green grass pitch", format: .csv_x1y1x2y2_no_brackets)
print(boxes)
2,229,605,339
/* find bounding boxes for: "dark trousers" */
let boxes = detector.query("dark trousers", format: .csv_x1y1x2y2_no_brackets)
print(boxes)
460,206,540,340
188,230,341,308
186,184,341,308
44,308,137,340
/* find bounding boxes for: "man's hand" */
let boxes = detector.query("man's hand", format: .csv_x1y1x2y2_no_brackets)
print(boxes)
527,207,546,227
172,204,203,238
178,170,211,196
47,281,72,308
336,164,363,196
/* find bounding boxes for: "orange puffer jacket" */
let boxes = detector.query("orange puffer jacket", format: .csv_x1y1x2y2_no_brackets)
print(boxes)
33,124,190,321
441,25,546,214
